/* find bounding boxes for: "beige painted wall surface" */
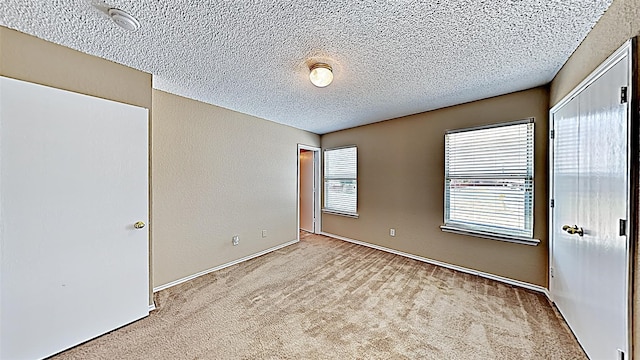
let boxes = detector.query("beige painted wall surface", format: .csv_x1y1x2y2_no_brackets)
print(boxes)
550,0,640,105
0,27,151,108
321,87,549,286
152,90,319,288
0,26,154,304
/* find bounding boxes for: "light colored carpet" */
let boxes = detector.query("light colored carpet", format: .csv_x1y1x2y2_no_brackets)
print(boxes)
53,232,586,359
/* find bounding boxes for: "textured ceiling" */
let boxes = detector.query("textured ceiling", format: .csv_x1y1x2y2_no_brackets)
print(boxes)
1,0,613,134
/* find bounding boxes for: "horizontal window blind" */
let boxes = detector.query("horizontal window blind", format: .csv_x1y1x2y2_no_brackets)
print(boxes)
445,120,534,238
324,146,357,215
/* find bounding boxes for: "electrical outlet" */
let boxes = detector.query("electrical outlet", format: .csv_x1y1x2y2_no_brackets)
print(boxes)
390,228,396,237
262,230,267,238
232,235,239,246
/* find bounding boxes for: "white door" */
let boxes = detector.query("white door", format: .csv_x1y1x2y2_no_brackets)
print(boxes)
550,45,630,359
0,77,149,359
300,150,315,232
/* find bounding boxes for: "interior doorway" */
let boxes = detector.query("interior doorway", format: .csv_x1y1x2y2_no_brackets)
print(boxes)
298,145,321,235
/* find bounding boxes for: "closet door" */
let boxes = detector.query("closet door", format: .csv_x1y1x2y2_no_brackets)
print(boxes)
0,77,149,359
550,45,630,360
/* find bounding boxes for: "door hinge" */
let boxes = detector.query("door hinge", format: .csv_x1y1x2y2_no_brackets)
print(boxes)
550,267,554,278
617,349,625,360
550,129,555,139
621,87,628,104
550,199,555,208
619,219,627,236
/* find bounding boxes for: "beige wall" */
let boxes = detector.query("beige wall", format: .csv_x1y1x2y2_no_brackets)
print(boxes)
151,90,319,287
321,87,549,286
549,0,640,356
0,27,151,108
0,26,155,303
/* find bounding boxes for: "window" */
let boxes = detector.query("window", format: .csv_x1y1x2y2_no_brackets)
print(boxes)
442,119,534,240
323,146,357,217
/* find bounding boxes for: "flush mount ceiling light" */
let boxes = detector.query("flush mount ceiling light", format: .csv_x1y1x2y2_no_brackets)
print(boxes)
108,8,140,31
309,63,333,88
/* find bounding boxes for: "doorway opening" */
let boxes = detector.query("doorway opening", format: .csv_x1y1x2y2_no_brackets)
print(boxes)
297,145,321,238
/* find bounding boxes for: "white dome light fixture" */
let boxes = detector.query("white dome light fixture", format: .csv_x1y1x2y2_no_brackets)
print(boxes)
108,8,140,31
309,63,333,88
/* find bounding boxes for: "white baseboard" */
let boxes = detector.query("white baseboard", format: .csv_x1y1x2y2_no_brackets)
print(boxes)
153,239,299,293
320,232,549,296
148,302,156,312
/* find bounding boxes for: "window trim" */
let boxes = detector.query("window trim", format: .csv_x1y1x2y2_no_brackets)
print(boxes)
442,118,537,245
322,145,359,218
445,118,533,135
440,225,540,246
321,208,360,218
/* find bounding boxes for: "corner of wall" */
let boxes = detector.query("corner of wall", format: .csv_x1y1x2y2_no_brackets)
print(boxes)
549,0,640,105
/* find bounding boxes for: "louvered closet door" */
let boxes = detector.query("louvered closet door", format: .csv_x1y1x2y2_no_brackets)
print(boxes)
550,48,629,360
0,77,150,359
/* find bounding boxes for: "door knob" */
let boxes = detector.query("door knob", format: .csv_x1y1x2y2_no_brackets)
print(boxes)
562,224,583,236
134,221,146,229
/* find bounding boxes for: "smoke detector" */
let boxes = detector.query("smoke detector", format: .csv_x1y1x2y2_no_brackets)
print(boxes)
108,8,140,31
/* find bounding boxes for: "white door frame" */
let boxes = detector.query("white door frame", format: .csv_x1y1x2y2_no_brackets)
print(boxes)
297,144,321,239
548,39,634,358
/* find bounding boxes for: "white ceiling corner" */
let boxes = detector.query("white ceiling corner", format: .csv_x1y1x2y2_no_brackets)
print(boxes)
1,0,613,134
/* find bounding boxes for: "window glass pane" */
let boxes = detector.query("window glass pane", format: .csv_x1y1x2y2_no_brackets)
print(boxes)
444,121,534,238
324,147,357,214
325,147,357,179
324,179,357,214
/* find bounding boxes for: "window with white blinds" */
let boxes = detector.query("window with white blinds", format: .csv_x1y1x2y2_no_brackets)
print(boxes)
323,146,357,216
443,119,534,239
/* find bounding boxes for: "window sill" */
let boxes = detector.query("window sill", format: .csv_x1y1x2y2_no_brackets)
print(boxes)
440,225,540,246
322,209,359,219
